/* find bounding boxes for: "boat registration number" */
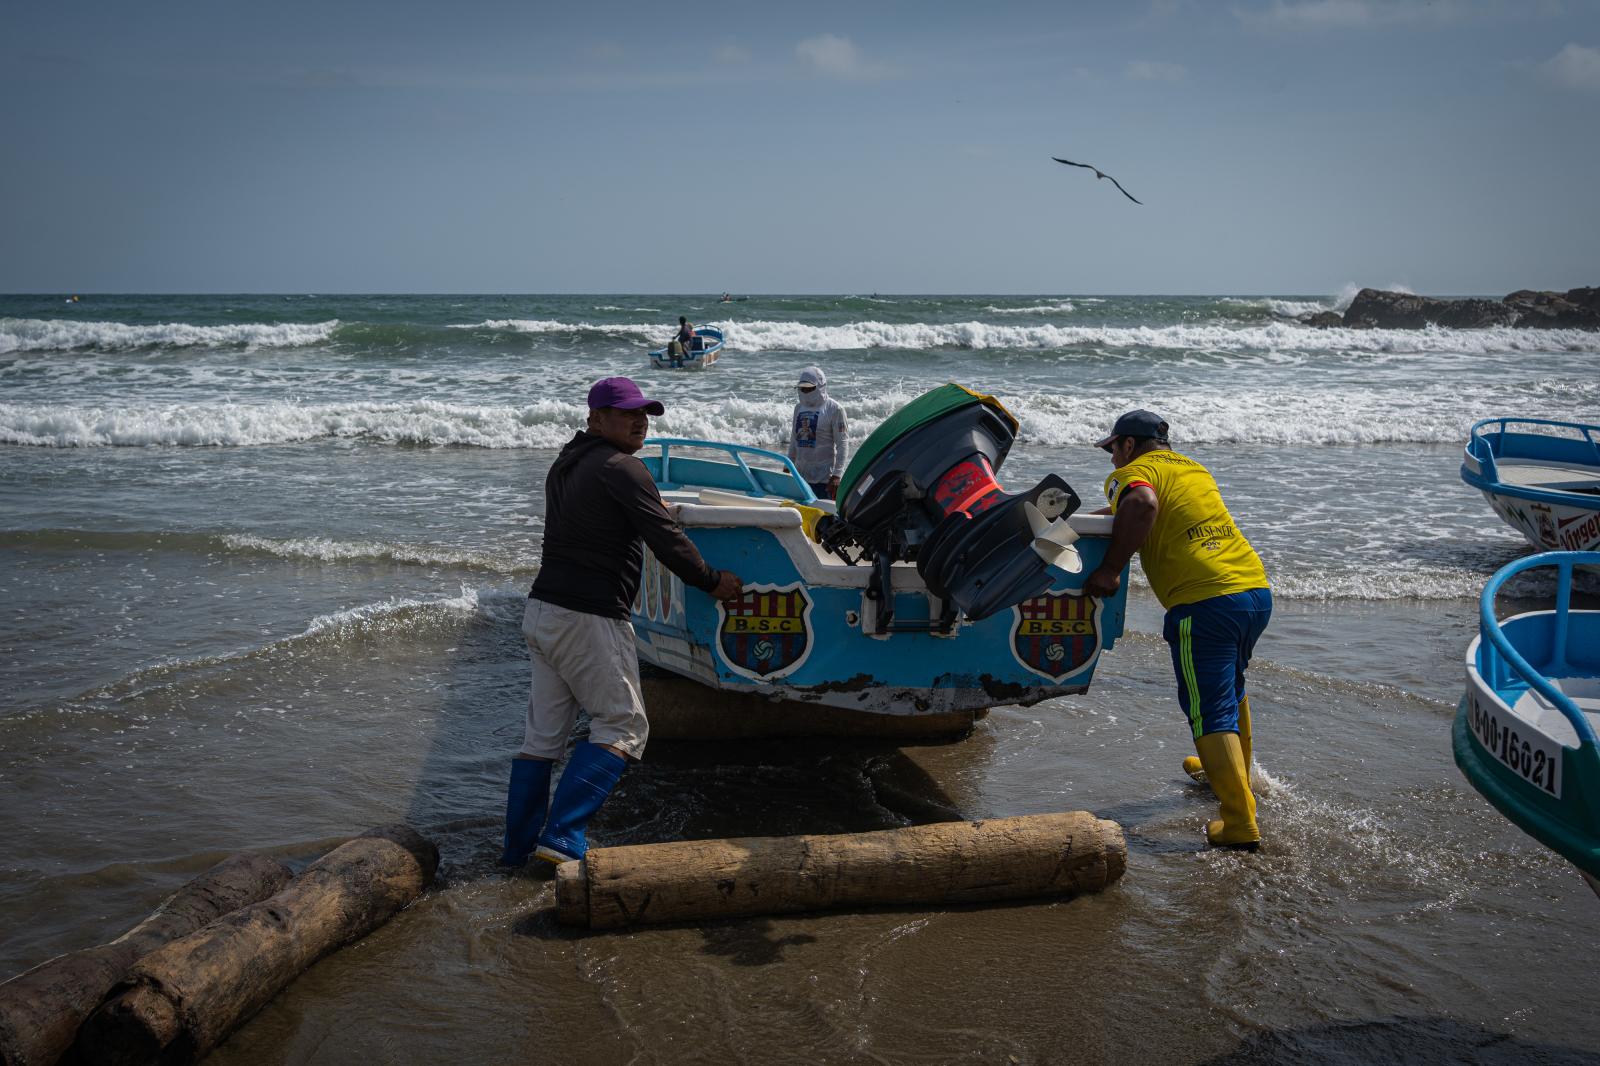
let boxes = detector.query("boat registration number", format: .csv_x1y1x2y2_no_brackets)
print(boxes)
1467,693,1562,798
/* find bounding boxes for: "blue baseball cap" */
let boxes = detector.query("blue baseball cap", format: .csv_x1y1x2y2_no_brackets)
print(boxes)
1096,409,1169,450
587,376,664,416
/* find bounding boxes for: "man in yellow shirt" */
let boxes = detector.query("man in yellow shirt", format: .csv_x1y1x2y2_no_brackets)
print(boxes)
1083,410,1272,848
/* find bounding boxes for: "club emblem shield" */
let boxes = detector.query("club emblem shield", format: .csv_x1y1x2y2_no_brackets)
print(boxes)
717,583,813,680
1011,591,1102,682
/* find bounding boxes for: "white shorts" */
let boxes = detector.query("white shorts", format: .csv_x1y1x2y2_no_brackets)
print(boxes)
520,598,649,760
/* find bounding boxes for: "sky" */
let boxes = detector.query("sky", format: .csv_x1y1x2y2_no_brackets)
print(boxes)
3,0,1598,295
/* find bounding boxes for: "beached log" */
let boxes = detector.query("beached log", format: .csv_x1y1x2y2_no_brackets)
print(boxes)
0,853,291,1066
75,825,438,1066
554,811,1124,930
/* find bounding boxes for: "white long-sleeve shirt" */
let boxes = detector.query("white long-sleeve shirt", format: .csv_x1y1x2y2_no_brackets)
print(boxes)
787,398,848,483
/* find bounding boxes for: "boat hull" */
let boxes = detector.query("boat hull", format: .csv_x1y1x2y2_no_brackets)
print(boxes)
1452,551,1600,883
648,327,724,371
1461,417,1600,553
631,516,1125,716
1475,487,1600,554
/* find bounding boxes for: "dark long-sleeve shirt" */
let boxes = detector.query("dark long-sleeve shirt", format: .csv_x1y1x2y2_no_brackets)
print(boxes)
529,431,720,619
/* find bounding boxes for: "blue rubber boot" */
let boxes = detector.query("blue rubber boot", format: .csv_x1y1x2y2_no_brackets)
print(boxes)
499,757,552,867
534,743,628,864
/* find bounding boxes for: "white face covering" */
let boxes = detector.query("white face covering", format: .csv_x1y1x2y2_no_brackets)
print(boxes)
796,366,827,409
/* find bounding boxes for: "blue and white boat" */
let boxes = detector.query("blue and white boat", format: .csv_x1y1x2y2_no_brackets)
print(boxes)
1461,417,1600,554
648,326,724,371
627,384,1129,716
1454,551,1600,895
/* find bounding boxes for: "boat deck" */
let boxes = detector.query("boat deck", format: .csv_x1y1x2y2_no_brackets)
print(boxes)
1494,458,1600,496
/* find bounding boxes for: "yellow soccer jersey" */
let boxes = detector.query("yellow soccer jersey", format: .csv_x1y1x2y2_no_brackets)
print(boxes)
1104,449,1269,608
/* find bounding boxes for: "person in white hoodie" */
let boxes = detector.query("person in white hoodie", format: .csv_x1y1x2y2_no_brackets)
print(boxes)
787,366,849,500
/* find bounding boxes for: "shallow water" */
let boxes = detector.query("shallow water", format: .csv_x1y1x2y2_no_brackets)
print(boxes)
2,294,1598,1063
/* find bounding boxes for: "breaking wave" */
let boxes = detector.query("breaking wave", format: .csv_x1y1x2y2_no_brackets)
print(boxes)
0,318,339,354
0,528,534,573
5,379,1595,449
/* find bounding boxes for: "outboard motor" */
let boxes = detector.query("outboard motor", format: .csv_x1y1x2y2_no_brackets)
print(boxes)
816,384,1085,629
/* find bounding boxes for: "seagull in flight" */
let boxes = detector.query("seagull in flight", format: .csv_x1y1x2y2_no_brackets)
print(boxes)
1051,157,1143,205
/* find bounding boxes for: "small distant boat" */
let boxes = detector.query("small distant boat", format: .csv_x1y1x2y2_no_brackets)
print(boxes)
648,327,723,371
627,384,1131,717
1462,417,1600,553
1454,551,1600,896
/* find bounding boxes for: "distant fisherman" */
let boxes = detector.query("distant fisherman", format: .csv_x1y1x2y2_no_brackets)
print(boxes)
501,376,744,867
1083,410,1272,849
669,315,695,368
787,366,849,501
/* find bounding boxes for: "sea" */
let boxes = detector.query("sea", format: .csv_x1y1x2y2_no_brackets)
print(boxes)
2,293,1599,1064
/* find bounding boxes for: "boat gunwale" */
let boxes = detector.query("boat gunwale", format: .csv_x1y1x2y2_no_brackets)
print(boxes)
1462,416,1600,509
1473,551,1600,749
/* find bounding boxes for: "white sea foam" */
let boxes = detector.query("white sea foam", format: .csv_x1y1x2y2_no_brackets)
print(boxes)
982,301,1077,315
300,584,527,641
219,534,533,573
713,319,1600,355
4,379,1594,450
0,399,593,448
1267,564,1494,601
0,318,338,354
1220,297,1334,318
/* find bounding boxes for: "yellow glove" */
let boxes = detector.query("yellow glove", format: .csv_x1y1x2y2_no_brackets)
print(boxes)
780,500,827,542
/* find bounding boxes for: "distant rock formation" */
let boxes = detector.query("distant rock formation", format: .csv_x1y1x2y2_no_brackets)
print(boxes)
1501,288,1600,329
1298,286,1600,330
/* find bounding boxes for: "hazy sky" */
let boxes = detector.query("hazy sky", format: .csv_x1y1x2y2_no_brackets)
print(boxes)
3,0,1597,294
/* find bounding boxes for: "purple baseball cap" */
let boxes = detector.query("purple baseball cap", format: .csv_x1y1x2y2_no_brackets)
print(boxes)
587,376,664,416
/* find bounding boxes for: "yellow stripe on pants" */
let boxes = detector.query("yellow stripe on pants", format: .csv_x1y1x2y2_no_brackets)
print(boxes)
1179,615,1203,739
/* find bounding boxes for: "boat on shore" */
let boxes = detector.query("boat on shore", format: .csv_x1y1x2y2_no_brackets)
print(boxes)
628,384,1129,716
648,326,724,371
1453,550,1600,895
1461,417,1600,553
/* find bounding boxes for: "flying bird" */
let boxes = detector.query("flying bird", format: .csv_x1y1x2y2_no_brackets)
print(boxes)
1051,157,1143,205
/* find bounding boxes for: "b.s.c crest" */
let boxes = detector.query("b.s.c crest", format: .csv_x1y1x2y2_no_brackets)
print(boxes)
717,583,813,680
1011,591,1102,682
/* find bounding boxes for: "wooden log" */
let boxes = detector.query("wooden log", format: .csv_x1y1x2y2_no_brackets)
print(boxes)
75,824,438,1066
555,811,1124,930
641,672,985,741
0,853,292,1066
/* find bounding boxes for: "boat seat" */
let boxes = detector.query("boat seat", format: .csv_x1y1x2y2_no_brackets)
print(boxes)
1511,676,1600,749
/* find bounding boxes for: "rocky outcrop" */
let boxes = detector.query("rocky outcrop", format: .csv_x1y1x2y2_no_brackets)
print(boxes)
1501,289,1600,329
1296,286,1600,330
1341,289,1517,329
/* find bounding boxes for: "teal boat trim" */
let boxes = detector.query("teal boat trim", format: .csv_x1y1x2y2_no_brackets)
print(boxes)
640,439,817,504
1453,550,1600,880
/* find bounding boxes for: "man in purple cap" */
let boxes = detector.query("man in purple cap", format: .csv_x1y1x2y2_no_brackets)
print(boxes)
501,376,743,868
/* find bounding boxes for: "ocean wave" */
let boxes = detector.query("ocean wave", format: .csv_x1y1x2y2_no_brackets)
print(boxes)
982,301,1077,315
0,318,338,354
4,381,1595,449
0,398,593,447
0,528,535,573
721,319,1600,354
449,319,662,343
218,534,534,572
430,316,1600,355
1219,297,1334,318
77,584,529,706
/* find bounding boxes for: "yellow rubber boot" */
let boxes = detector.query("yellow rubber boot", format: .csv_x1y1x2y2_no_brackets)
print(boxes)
1182,696,1253,783
1194,731,1260,849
